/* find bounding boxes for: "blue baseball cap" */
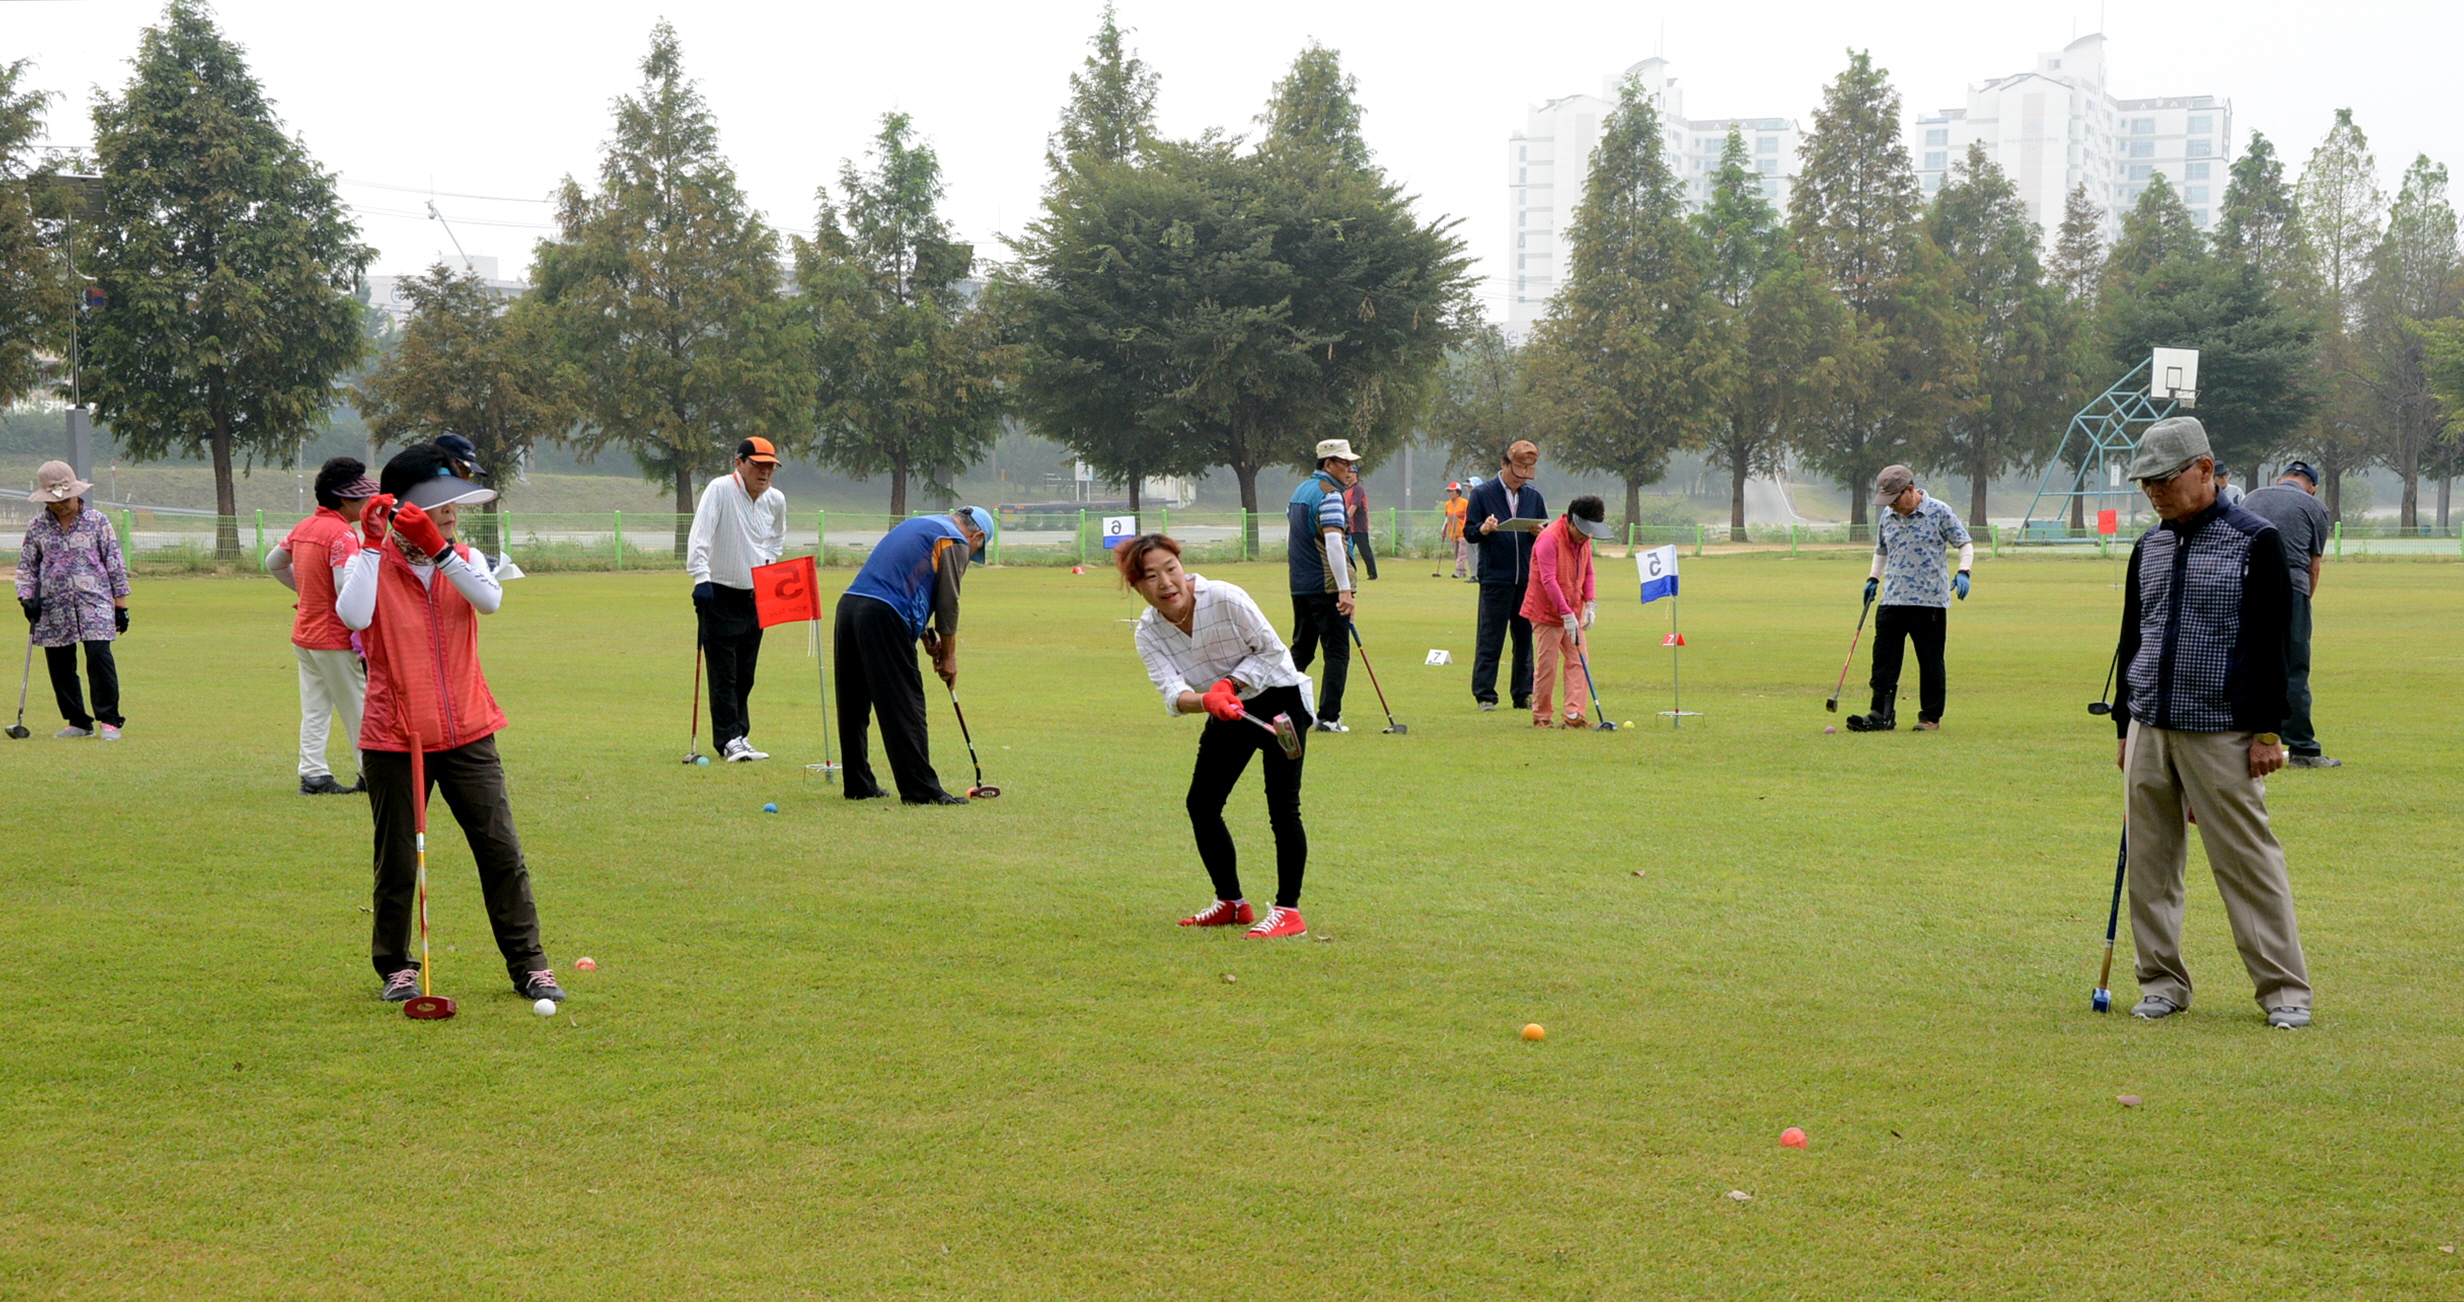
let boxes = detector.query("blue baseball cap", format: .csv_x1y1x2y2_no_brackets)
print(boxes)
957,505,996,559
2281,460,2319,485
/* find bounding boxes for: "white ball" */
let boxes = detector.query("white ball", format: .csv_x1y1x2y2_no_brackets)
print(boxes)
533,998,557,1017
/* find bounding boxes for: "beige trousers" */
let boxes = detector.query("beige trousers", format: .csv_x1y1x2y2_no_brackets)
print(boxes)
296,645,366,779
2124,722,2311,1011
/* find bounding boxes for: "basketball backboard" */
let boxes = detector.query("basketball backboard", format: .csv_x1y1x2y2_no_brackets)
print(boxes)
2151,347,2199,408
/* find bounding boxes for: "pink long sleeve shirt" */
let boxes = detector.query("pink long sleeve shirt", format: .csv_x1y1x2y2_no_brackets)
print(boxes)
1518,516,1595,624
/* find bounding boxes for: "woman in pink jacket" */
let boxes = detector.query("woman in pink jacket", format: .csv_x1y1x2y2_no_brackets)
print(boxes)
1518,495,1613,727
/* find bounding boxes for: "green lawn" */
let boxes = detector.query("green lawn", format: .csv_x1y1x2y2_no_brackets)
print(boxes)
5,551,2459,1299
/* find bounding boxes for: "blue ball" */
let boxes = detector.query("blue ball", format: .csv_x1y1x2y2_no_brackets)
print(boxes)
762,803,778,814
695,755,710,766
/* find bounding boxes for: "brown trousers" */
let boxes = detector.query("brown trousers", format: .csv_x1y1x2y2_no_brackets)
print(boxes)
2124,723,2311,1012
364,734,546,986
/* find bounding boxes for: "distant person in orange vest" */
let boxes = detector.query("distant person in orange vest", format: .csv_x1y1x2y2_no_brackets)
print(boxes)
266,457,381,794
1441,482,1470,579
338,442,561,1008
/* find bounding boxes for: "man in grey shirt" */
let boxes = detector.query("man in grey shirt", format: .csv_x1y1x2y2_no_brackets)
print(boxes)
2238,461,2337,768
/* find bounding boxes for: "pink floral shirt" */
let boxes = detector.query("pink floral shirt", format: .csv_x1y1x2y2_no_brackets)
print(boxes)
17,507,129,648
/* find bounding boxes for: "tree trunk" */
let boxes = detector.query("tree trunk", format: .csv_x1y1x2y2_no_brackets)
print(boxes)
1729,458,1748,543
211,424,239,560
1623,478,1642,544
1970,471,1989,534
2399,435,2419,531
2440,474,2452,530
1847,472,1870,529
2320,448,2343,522
1128,475,1142,515
1234,463,1261,555
890,459,909,517
673,463,693,557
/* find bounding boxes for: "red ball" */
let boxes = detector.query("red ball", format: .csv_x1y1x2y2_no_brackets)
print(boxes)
1779,1127,1808,1149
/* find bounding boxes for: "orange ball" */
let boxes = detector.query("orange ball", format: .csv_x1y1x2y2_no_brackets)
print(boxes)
1780,1127,1808,1148
1521,1023,1546,1041
573,957,598,972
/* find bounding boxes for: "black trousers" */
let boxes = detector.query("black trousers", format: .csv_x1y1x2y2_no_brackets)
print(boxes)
45,640,122,729
1869,604,1948,722
834,593,949,802
1350,529,1379,580
1288,592,1350,724
1472,583,1533,707
696,584,764,748
363,734,546,986
1188,682,1314,909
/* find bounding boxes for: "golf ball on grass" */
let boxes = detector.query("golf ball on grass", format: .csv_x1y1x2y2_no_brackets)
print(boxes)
533,999,557,1017
1824,726,1837,734
762,802,778,813
1780,1127,1808,1148
574,956,597,971
1521,1023,1546,1041
695,755,710,766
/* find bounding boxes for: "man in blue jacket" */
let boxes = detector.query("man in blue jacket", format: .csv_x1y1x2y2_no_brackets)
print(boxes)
1287,439,1361,733
835,507,994,804
1463,440,1544,711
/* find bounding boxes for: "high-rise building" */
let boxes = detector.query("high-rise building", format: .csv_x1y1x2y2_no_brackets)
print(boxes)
1505,58,1802,332
1913,34,2231,245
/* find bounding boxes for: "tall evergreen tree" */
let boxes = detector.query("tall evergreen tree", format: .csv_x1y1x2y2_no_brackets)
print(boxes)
82,1,373,558
0,61,70,407
1005,10,1186,512
1526,78,1714,530
1926,143,2072,525
802,111,1014,515
1692,128,1827,540
2104,174,2206,291
2298,108,2387,517
2216,132,2312,296
2048,182,2104,304
2355,156,2462,528
1424,323,1531,477
1785,50,1958,527
529,23,810,551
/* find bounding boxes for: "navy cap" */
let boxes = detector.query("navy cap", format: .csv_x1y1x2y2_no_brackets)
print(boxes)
2281,460,2319,485
435,433,487,479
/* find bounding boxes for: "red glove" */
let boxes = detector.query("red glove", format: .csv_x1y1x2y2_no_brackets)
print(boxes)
394,501,447,560
1201,679,1246,723
358,494,396,550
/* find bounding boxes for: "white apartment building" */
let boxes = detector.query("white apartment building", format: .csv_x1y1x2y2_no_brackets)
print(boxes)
364,254,530,327
1506,57,1803,332
1914,34,2231,244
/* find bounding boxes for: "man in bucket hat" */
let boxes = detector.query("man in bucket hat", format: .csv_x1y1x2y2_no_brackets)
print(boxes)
266,457,381,793
1846,464,1973,732
16,461,131,739
2108,416,2312,1029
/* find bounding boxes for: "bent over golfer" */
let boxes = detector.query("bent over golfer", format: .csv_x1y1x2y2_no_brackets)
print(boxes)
834,507,993,804
1122,533,1315,939
340,444,561,1007
1849,465,1973,732
2110,418,2310,1029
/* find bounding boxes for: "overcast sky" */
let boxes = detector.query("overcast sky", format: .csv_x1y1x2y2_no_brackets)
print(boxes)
11,0,2459,320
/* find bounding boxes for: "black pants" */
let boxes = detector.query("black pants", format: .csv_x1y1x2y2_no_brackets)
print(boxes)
695,584,764,748
45,640,122,729
1188,683,1313,909
834,593,949,802
364,735,546,986
2282,590,2320,754
1472,582,1533,707
1288,593,1350,724
1869,604,1948,723
1350,529,1379,580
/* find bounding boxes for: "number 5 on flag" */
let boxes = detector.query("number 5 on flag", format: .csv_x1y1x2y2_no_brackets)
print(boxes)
1636,545,1679,605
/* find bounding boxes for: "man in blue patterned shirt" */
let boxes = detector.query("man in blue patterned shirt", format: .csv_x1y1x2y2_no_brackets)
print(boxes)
2109,417,2309,1029
1846,465,1973,732
1287,439,1362,733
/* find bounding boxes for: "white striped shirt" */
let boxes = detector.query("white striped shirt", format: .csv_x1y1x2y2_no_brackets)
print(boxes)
1132,575,1311,717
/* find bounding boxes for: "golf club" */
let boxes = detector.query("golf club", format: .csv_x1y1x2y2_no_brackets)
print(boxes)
2088,644,2121,716
403,735,456,1020
681,643,705,764
1238,708,1303,760
1824,591,1877,713
1573,636,1617,731
6,633,31,739
1345,621,1406,733
2093,826,2128,1013
943,684,1000,798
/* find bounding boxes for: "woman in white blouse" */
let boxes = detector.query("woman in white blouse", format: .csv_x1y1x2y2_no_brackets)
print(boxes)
1122,533,1317,939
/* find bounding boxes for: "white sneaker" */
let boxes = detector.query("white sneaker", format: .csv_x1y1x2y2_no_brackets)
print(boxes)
723,738,769,762
96,723,121,741
1312,720,1349,734
54,726,91,739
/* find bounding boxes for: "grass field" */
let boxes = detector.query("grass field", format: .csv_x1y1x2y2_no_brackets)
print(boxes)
5,550,2460,1299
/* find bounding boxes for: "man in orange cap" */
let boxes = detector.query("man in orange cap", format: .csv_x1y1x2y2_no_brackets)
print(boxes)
686,437,788,762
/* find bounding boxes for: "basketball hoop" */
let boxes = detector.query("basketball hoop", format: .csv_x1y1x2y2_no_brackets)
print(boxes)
2151,346,2200,409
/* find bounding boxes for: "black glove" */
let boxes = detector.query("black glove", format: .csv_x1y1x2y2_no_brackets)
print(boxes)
114,607,129,634
18,597,36,625
1862,577,1879,604
692,581,714,607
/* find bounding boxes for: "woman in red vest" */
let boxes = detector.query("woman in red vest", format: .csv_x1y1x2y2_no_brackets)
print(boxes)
339,443,560,1007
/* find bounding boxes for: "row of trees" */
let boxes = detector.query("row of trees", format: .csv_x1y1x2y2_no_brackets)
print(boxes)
1432,55,2464,536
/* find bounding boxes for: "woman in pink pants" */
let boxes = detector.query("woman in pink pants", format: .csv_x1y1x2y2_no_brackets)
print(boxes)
1518,495,1612,727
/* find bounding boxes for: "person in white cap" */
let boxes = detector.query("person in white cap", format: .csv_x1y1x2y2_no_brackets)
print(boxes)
1848,464,1972,732
1285,438,1362,732
16,461,131,739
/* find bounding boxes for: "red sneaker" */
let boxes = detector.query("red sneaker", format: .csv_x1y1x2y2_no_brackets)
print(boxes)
1180,899,1255,927
1244,906,1307,938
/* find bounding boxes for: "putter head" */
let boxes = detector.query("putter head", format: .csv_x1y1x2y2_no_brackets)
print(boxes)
1594,719,1618,732
403,994,457,1020
968,783,1001,799
2091,987,2112,1014
1270,713,1302,760
2087,702,2113,716
3,724,27,740
681,751,703,765
1824,698,1839,713
1382,722,1409,734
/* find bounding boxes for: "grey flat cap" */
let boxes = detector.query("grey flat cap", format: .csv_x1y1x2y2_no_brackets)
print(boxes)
2128,417,2212,482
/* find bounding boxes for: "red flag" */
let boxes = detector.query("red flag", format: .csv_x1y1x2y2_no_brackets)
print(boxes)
2096,509,2119,536
751,555,820,628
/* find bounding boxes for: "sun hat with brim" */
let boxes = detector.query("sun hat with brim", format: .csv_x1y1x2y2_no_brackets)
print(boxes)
28,460,92,504
402,470,498,510
1571,514,1617,540
1313,438,1362,463
2127,417,2211,482
330,474,381,500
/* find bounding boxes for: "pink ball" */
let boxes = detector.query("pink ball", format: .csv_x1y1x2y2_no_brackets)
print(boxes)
1780,1127,1808,1148
573,957,598,971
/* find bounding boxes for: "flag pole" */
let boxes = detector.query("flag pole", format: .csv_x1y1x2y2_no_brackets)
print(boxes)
813,611,835,781
1669,591,1682,729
